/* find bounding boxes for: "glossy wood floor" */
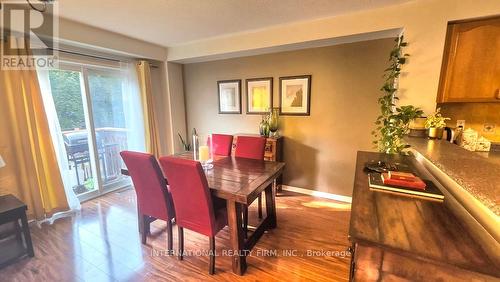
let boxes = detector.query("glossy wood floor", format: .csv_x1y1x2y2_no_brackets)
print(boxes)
0,189,352,281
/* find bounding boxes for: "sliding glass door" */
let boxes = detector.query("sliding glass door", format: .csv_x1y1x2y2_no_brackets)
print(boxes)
86,68,128,192
48,66,99,199
46,62,145,201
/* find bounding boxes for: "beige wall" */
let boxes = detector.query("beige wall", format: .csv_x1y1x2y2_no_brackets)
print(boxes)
183,38,394,196
165,62,188,153
170,0,500,115
57,18,168,61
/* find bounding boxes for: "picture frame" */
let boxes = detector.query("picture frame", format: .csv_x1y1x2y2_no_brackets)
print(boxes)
246,77,273,114
217,79,242,114
279,75,311,116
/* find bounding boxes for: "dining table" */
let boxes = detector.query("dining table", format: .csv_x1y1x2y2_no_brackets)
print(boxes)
122,152,285,275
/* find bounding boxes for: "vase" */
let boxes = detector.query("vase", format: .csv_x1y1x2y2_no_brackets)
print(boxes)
259,116,269,137
263,122,270,137
428,127,444,139
268,108,279,137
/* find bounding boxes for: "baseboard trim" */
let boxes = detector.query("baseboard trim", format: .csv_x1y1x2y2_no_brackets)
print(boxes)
281,185,352,203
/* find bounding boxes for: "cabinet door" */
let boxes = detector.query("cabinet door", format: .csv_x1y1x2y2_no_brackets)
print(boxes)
438,18,500,103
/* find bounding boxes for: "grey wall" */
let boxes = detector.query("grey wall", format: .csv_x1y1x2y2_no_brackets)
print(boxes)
183,38,394,196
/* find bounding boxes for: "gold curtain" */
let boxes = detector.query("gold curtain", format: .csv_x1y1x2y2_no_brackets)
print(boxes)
136,61,161,158
0,37,69,220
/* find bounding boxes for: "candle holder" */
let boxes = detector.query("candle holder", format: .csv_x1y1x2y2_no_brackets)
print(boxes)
194,133,214,170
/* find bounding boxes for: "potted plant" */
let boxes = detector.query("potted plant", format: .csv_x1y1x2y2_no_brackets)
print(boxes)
178,133,191,151
372,35,423,154
425,108,450,139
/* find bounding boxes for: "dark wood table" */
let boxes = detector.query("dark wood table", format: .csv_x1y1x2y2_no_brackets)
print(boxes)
348,151,499,280
123,152,285,275
0,194,34,268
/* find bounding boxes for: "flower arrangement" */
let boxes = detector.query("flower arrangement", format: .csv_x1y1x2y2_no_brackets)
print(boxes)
425,108,450,129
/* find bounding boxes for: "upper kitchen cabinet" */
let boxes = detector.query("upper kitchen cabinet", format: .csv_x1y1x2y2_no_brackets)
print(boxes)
437,17,500,103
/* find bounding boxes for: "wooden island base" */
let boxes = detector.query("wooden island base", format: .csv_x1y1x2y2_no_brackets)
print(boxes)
348,152,500,281
352,243,498,281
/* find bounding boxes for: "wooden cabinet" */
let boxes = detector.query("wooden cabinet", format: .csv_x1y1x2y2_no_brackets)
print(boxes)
437,17,500,103
263,137,283,162
0,195,34,268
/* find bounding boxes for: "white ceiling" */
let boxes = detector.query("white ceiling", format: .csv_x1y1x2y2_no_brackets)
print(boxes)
56,0,413,47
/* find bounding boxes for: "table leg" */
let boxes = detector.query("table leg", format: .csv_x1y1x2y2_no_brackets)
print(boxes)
265,181,277,229
227,200,246,275
137,205,144,235
14,219,22,241
276,174,283,192
20,213,34,257
348,242,356,281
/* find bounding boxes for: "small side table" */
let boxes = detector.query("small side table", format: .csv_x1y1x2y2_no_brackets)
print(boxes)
0,194,34,268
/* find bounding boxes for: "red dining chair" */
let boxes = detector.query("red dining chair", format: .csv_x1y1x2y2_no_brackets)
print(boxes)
234,136,266,236
159,156,227,275
120,151,175,253
211,134,234,156
234,136,266,160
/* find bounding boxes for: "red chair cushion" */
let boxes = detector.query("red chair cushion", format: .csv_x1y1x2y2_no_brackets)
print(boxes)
235,136,266,160
211,134,234,156
120,151,174,222
159,156,227,237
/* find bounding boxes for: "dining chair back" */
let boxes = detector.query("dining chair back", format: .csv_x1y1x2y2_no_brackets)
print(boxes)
159,156,224,237
159,156,227,274
234,136,266,160
211,134,234,156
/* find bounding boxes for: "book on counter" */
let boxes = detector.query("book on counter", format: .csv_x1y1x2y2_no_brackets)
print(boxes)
387,171,417,181
381,172,426,190
368,173,444,201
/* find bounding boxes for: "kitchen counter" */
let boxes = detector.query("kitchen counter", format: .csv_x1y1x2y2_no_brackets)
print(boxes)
407,137,500,216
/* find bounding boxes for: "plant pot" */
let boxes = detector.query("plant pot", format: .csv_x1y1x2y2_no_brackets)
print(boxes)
408,128,427,138
428,127,444,139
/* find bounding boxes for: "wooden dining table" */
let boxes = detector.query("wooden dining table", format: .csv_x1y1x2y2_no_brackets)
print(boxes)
122,152,285,275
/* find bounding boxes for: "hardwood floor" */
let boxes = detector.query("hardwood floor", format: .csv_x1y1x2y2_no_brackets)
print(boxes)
0,189,352,281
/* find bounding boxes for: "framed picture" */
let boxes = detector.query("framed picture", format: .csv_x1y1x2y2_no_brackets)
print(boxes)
246,77,273,114
217,80,242,114
279,75,311,116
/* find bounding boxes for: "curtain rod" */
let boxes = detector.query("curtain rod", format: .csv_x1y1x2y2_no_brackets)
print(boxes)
48,48,159,68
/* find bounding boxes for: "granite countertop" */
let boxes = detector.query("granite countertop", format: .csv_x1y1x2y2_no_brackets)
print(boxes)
407,137,500,215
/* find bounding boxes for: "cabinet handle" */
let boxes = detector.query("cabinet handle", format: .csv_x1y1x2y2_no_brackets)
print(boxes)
496,89,500,100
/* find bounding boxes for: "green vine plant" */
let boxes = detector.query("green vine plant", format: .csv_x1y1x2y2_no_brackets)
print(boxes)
372,35,423,154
